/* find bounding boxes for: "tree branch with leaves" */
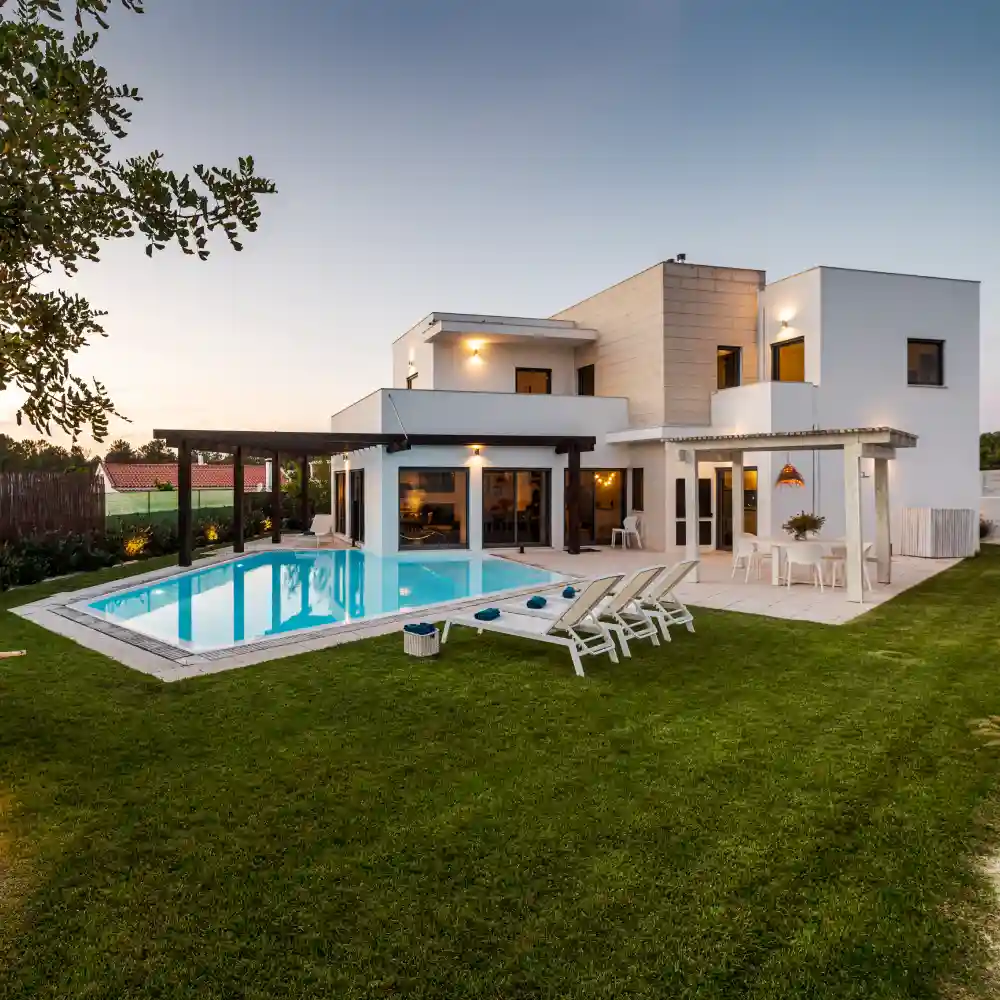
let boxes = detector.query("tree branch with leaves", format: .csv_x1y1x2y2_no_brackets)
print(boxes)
0,0,275,440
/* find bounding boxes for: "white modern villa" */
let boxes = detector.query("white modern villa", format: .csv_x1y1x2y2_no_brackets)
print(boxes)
328,258,980,600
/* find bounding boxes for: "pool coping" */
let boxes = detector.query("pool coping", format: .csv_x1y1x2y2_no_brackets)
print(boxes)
11,548,573,682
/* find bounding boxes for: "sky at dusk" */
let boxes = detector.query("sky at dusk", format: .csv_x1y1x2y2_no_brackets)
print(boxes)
5,0,1000,452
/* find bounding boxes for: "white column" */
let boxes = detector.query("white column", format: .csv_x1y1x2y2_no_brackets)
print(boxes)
844,442,864,603
550,459,565,551
874,457,891,585
732,452,744,547
684,448,700,581
343,460,352,540
468,461,484,552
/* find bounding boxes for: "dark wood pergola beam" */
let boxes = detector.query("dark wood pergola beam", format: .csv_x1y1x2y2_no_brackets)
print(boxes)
154,428,596,456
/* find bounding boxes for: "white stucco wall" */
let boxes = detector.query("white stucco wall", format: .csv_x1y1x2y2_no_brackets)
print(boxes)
747,267,980,545
429,340,578,394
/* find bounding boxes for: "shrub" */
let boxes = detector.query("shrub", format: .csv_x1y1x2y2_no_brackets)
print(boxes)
981,516,994,540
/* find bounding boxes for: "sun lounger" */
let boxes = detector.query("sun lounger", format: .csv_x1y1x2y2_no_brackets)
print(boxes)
441,574,623,677
502,564,667,657
636,559,698,640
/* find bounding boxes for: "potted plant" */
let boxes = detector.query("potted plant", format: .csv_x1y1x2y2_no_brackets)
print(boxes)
782,511,826,541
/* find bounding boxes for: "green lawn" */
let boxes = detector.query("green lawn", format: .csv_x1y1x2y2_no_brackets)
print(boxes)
2,552,1000,998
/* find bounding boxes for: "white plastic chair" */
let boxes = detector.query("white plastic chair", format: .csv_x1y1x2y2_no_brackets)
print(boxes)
611,516,642,549
731,537,759,582
782,542,826,591
827,542,874,590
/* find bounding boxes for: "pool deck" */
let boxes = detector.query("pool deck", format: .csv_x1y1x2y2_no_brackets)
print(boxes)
11,536,962,681
504,546,960,626
10,538,571,682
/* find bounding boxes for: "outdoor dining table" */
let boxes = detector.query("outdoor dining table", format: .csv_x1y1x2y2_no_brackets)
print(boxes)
754,536,847,587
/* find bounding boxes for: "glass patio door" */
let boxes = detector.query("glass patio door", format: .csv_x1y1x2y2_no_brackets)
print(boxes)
482,470,550,546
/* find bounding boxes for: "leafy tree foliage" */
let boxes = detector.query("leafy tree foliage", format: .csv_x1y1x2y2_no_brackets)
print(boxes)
102,436,134,462
137,437,174,462
1,0,275,440
981,432,1000,471
0,430,94,470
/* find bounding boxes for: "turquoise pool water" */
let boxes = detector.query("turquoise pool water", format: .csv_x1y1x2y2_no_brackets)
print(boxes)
82,549,561,652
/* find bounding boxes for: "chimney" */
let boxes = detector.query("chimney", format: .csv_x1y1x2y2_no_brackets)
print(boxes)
264,458,273,492
197,452,205,465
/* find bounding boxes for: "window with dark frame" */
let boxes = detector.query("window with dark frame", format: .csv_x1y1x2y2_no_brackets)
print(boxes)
515,367,552,394
907,339,944,386
772,337,806,382
577,364,595,396
631,468,644,511
406,372,418,389
716,346,741,389
398,468,469,549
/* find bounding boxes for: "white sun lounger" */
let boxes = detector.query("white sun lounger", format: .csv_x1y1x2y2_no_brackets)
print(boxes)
636,559,698,640
502,564,666,658
441,574,624,677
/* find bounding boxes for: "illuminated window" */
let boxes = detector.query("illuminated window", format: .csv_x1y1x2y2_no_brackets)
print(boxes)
515,368,552,394
399,469,468,548
772,337,805,382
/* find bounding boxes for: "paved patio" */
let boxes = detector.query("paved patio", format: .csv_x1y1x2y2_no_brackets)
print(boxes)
503,546,960,625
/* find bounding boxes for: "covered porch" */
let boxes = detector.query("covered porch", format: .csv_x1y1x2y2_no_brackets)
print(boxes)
669,427,918,603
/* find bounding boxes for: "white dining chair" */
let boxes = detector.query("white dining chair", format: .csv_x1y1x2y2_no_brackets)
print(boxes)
827,542,874,590
731,536,758,582
782,542,826,591
611,515,642,549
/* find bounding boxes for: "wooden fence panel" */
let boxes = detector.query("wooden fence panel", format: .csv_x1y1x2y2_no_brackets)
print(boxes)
0,471,106,542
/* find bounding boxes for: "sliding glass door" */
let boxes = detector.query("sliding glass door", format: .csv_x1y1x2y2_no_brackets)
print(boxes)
482,470,550,547
564,469,627,546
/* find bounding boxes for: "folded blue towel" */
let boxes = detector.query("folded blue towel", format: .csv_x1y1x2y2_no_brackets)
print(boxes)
562,586,577,598
404,622,436,636
474,608,501,621
526,596,547,609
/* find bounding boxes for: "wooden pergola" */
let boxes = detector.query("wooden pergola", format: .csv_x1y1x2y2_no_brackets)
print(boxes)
154,428,597,566
667,426,918,603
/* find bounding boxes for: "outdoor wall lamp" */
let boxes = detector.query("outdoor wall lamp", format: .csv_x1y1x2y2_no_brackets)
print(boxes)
780,320,789,330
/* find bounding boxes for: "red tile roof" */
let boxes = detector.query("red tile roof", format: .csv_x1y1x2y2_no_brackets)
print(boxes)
101,463,269,492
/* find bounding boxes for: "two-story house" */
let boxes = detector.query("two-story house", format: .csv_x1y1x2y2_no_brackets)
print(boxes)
329,260,980,561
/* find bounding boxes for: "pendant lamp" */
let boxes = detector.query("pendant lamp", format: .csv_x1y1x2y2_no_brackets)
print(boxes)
775,457,805,488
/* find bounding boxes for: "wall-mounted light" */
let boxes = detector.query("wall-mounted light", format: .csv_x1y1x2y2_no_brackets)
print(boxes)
473,447,481,456
780,320,789,330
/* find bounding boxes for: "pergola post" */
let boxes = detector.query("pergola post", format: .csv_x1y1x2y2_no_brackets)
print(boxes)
178,438,193,567
731,451,744,550
233,445,245,554
684,448,700,582
874,457,891,584
566,443,582,555
270,450,282,544
299,455,310,531
843,441,864,602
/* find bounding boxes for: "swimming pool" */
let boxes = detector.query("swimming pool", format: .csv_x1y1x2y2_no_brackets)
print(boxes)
79,550,562,653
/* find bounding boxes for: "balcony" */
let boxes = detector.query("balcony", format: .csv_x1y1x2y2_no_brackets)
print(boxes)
331,388,630,438
710,381,818,435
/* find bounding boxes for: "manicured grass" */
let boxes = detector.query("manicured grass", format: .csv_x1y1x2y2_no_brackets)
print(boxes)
2,552,1000,998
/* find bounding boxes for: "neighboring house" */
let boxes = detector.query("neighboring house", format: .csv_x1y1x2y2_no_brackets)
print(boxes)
100,462,269,493
330,260,980,557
